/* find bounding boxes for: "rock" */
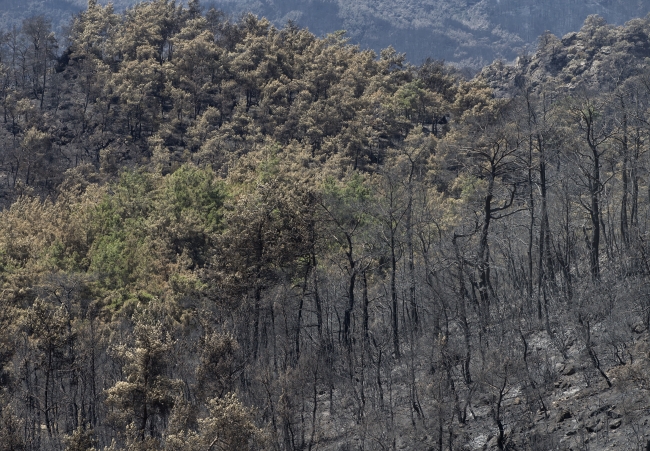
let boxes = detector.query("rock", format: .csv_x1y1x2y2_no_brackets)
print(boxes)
555,379,571,389
585,418,602,433
557,410,572,423
608,410,622,419
562,363,576,376
590,404,611,417
610,419,622,429
632,322,646,334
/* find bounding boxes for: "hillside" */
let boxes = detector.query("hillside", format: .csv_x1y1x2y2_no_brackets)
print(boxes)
2,3,650,450
203,0,650,66
2,0,650,66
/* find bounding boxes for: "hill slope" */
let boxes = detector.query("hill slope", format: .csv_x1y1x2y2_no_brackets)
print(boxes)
2,3,650,451
205,0,650,65
2,0,650,65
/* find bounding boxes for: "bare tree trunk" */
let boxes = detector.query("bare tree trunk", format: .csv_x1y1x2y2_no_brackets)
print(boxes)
477,177,494,322
620,111,630,248
390,227,400,359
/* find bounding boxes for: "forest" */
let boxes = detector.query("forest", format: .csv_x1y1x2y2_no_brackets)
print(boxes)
1,2,650,450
